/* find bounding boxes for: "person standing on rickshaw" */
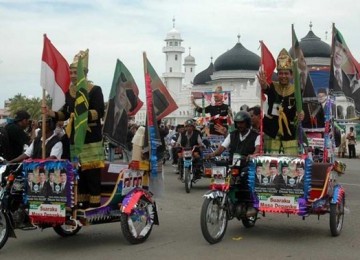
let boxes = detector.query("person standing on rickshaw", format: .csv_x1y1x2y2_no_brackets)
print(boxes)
192,86,232,136
45,49,105,208
257,49,304,155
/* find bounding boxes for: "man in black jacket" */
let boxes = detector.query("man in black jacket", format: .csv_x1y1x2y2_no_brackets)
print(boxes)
5,110,32,160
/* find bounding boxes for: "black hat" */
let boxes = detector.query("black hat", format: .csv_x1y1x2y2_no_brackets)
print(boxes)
14,110,30,122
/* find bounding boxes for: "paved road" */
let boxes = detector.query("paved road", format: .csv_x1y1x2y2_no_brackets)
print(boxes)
1,158,359,260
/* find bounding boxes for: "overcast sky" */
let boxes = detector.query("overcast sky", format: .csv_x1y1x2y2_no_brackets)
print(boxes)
1,0,359,108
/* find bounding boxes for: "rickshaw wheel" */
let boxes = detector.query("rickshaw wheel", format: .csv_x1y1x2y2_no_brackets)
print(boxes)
53,223,82,237
0,211,10,250
330,196,345,237
184,168,192,193
121,196,154,244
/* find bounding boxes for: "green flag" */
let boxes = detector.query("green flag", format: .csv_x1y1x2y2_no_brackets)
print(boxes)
73,58,89,160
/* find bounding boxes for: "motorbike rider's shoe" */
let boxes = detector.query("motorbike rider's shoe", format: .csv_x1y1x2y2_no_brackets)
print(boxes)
246,207,257,217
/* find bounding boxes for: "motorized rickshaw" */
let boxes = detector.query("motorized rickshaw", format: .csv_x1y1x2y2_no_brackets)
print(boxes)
0,159,159,250
200,91,347,244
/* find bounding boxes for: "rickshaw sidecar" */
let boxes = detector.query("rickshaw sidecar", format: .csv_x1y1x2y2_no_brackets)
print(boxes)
20,159,158,245
248,155,345,236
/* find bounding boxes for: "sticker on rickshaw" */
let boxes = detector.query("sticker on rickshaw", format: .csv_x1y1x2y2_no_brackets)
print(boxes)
122,169,146,195
258,195,300,212
29,202,66,223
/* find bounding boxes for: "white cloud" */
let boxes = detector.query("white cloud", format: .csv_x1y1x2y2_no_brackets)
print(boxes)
0,0,360,107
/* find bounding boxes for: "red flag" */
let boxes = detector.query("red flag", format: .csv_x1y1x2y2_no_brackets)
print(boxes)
146,57,178,120
259,41,276,85
40,34,70,110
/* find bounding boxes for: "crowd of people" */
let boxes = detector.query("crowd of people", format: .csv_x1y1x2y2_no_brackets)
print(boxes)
1,46,358,211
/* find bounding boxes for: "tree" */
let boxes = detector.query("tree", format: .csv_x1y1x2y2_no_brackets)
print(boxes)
7,93,52,120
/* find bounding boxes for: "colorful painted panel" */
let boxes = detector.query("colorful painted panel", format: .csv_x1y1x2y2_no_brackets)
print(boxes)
249,156,311,215
23,159,74,224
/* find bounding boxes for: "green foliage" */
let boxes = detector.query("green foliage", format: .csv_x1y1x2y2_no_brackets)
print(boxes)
7,93,52,120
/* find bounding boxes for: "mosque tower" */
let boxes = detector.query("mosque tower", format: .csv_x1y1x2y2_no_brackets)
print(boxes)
183,47,196,85
162,18,185,94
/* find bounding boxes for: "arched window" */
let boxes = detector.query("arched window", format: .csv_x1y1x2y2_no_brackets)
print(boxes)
190,68,193,72
170,67,172,72
175,54,178,61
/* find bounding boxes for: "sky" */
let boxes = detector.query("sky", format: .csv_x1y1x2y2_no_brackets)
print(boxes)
1,0,360,108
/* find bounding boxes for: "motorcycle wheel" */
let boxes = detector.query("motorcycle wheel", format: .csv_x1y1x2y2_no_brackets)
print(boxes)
330,196,345,236
200,197,228,244
184,168,192,193
121,196,154,244
242,213,258,228
0,211,10,250
53,223,82,237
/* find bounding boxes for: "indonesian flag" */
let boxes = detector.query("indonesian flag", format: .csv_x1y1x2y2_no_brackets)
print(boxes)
40,34,70,110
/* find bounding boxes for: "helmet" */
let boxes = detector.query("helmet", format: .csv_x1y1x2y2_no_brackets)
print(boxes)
184,119,195,127
234,111,251,128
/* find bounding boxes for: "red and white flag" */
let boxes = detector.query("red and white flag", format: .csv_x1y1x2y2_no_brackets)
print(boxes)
40,34,70,110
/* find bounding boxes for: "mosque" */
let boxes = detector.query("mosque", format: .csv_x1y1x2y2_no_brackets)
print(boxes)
135,20,356,126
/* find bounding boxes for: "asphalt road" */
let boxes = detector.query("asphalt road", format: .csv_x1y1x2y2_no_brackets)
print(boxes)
1,158,359,260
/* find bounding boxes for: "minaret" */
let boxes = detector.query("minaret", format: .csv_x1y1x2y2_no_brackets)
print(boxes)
184,47,196,85
162,18,185,93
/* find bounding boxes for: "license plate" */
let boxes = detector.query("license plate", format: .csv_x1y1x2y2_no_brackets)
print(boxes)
183,150,192,157
232,154,242,166
212,166,226,184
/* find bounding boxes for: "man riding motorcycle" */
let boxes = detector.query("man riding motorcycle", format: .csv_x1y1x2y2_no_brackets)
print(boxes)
206,111,260,216
176,119,204,179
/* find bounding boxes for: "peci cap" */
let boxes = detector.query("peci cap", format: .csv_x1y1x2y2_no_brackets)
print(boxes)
14,110,30,122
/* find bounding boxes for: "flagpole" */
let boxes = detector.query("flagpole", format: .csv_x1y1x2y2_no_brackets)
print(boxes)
41,35,47,159
259,41,264,155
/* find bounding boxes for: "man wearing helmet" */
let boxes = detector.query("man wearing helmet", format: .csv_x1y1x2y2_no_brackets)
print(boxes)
257,49,304,155
206,111,260,161
206,111,259,216
176,119,203,150
176,119,204,178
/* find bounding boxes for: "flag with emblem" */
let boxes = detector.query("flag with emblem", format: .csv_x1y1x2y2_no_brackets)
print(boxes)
292,24,316,99
146,57,178,120
103,59,143,148
330,24,360,117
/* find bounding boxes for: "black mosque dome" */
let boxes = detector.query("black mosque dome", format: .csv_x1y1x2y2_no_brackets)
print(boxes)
193,62,214,85
289,30,331,58
214,42,260,71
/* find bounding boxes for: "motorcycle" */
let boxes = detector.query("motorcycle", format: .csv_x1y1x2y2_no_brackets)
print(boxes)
200,154,257,244
178,146,203,193
0,159,159,250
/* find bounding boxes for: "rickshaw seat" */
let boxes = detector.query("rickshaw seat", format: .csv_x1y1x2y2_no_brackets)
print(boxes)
311,163,332,189
101,163,125,195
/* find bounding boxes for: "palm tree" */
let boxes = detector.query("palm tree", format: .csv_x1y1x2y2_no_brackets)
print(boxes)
7,94,52,120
